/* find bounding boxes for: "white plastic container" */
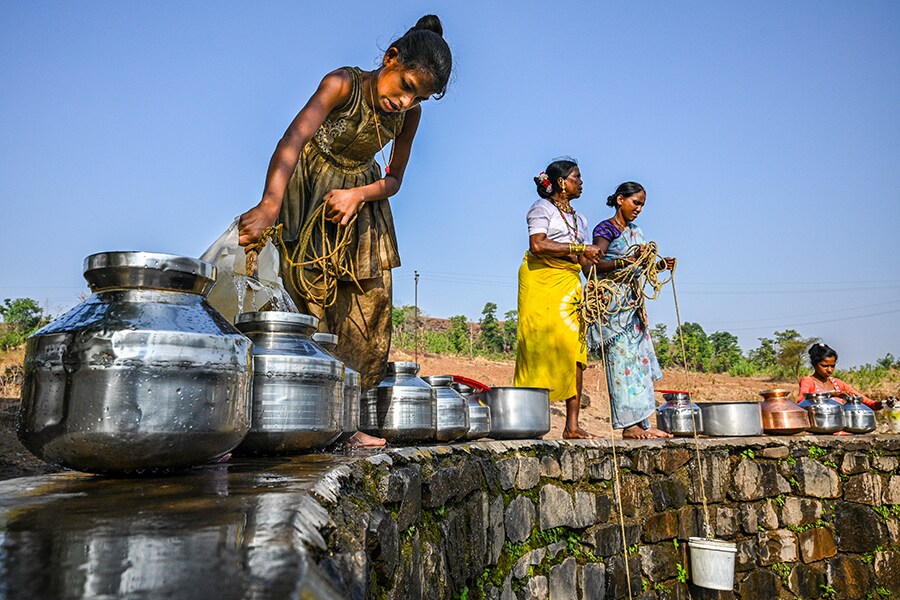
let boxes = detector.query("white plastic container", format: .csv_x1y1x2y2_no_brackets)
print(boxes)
688,537,737,591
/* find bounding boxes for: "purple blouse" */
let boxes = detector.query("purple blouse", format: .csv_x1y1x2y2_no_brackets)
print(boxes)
592,219,622,242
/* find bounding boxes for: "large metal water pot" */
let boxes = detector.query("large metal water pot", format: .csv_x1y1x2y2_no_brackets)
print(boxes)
422,375,469,442
656,392,702,436
452,382,492,440
361,362,436,443
759,389,810,435
234,312,342,453
481,387,550,440
842,396,876,434
798,392,845,434
313,332,359,444
18,252,251,472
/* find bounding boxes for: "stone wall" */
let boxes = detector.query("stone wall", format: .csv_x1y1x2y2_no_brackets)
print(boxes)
306,437,900,600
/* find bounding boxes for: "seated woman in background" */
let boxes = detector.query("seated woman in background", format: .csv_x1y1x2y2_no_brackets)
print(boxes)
798,342,882,410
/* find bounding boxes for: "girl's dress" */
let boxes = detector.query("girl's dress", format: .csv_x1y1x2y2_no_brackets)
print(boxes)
798,376,878,408
588,220,662,429
514,199,588,402
279,66,405,388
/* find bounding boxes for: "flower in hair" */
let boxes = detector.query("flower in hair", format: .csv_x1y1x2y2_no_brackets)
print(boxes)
537,172,552,192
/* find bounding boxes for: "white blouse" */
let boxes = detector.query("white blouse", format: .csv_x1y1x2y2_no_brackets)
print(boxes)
526,198,587,244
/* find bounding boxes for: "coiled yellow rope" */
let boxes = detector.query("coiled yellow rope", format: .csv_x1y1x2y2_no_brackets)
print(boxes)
244,204,362,308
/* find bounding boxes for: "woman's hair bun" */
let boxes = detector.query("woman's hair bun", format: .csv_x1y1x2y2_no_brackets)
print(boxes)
606,194,618,207
414,14,444,37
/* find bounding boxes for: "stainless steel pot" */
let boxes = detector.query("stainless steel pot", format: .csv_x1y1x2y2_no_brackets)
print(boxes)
698,402,764,437
313,332,359,444
656,392,702,436
798,392,845,434
234,312,342,454
451,381,491,440
842,396,876,434
423,375,469,442
361,362,436,443
18,252,252,472
480,387,550,440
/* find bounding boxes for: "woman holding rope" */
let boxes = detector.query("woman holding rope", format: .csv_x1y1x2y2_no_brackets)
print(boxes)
587,182,675,440
514,158,601,439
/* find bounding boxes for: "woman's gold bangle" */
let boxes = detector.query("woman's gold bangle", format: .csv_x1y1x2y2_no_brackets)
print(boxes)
572,243,585,255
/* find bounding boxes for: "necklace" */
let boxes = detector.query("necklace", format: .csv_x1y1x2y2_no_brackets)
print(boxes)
552,201,579,241
611,216,627,231
367,74,397,175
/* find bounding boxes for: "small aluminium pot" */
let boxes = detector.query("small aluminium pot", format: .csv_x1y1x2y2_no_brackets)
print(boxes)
698,402,763,437
313,332,359,444
480,387,550,440
842,396,876,434
423,375,469,442
361,362,436,443
798,392,844,434
759,389,809,435
656,392,702,436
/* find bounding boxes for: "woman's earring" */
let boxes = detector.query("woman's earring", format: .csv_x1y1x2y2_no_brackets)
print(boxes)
558,181,566,199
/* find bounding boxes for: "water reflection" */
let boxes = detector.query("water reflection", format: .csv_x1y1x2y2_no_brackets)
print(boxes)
0,456,350,599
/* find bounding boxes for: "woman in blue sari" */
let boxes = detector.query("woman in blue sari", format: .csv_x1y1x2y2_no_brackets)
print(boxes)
588,182,675,439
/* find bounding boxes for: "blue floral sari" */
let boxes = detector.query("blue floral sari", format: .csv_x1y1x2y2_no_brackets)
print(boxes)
587,223,662,429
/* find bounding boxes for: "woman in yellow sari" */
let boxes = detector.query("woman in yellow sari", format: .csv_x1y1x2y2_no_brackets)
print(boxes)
514,158,602,439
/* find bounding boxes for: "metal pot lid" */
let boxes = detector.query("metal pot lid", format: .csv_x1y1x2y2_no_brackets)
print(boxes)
759,389,793,399
422,375,453,387
387,361,420,374
803,392,833,400
234,311,318,333
83,252,216,293
312,332,338,348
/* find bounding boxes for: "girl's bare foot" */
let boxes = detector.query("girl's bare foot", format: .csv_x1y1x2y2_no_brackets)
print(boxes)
622,424,673,439
833,430,851,436
563,426,596,439
346,431,387,448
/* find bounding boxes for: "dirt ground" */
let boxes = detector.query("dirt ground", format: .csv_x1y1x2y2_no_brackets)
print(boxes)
1,347,893,482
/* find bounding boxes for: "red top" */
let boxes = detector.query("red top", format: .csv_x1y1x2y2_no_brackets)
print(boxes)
798,376,877,408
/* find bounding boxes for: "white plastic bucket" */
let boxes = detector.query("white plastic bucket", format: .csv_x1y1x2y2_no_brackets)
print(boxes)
688,537,737,591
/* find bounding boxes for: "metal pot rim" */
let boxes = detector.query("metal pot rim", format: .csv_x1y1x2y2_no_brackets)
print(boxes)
83,251,216,292
422,375,454,387
235,311,319,330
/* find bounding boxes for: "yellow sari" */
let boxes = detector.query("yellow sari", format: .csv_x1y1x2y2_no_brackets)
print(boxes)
513,252,586,401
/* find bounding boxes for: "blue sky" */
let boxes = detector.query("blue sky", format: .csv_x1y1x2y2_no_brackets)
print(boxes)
2,1,898,367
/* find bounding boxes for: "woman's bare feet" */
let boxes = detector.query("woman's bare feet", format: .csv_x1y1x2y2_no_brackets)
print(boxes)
346,431,387,448
622,424,673,439
833,430,852,436
563,426,596,439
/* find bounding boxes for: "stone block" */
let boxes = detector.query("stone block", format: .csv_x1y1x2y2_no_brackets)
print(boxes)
740,502,758,534
756,529,799,565
833,502,888,553
643,510,680,543
387,467,422,531
874,456,900,472
843,472,883,505
874,550,900,595
729,459,790,501
788,563,826,598
585,522,641,557
497,457,519,491
825,555,873,600
757,499,779,530
650,477,688,511
549,557,577,600
677,505,705,540
779,496,823,527
442,494,487,590
366,508,399,581
506,496,536,544
577,562,606,600
735,538,757,572
715,506,739,537
620,475,651,518
884,475,900,504
656,448,691,474
590,458,615,481
488,494,505,565
687,451,730,503
541,455,561,478
638,542,678,582
573,491,599,529
522,575,549,600
501,575,516,600
793,457,840,498
547,541,567,560
561,449,587,481
889,519,900,546
736,570,777,600
516,456,541,490
422,539,450,599
840,451,871,474
514,548,547,580
540,484,575,530
759,446,789,459
633,449,654,474
797,526,837,563
604,555,642,599
423,462,483,508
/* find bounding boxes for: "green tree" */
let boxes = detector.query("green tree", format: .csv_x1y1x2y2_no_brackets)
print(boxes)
447,315,469,354
709,331,742,373
478,302,502,354
876,353,896,369
501,310,518,354
775,329,818,379
672,322,712,371
650,323,673,368
749,337,778,371
0,298,45,349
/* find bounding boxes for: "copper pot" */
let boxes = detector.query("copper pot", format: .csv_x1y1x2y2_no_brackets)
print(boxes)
759,389,810,435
